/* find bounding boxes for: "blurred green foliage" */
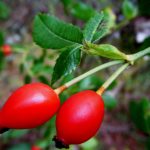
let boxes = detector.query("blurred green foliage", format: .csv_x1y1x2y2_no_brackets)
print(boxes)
122,0,138,20
0,1,10,20
129,98,150,134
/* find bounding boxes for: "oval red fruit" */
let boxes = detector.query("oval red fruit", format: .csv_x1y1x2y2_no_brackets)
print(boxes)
0,83,60,129
53,90,104,148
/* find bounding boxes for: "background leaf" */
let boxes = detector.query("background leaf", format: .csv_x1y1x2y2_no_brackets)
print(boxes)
70,2,96,21
0,1,10,20
51,44,81,84
83,12,104,42
61,0,73,7
78,75,103,91
122,0,138,20
102,93,118,110
129,99,150,134
33,14,83,49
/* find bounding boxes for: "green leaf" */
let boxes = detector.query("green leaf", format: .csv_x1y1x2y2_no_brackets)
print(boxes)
33,14,83,49
60,74,74,85
122,0,138,20
70,2,96,21
0,1,10,20
83,12,104,42
51,44,81,84
85,43,128,60
92,11,111,42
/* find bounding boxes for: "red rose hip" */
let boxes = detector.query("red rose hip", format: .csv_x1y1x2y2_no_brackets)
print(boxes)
53,90,104,148
0,82,60,131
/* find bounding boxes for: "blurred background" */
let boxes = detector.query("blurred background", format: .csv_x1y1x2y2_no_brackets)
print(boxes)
0,0,150,150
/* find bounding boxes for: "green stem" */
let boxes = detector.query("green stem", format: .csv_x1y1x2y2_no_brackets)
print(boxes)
65,60,124,87
128,47,150,62
54,60,124,94
97,63,129,95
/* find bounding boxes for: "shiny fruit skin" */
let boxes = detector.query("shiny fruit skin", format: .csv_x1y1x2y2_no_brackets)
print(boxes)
0,83,60,129
55,90,104,147
1,44,12,56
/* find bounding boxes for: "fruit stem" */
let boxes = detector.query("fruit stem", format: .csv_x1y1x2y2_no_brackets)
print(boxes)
54,60,124,95
128,47,150,62
96,63,129,95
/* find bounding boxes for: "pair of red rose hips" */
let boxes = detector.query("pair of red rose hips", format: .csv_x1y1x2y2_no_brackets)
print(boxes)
0,83,104,148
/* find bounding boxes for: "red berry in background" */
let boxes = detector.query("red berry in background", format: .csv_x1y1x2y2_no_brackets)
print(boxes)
53,90,104,149
0,83,60,132
1,44,12,56
31,145,42,150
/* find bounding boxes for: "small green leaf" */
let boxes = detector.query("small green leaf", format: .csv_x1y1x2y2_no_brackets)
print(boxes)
51,44,81,84
33,14,83,49
92,11,111,42
122,0,138,20
85,43,128,60
103,8,116,29
83,12,104,42
0,1,10,20
70,2,96,21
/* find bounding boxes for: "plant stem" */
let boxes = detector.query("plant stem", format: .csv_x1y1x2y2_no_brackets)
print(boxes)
128,47,150,62
54,60,124,95
96,63,129,95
